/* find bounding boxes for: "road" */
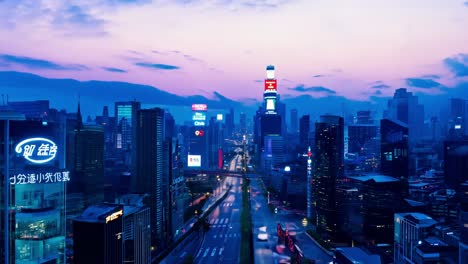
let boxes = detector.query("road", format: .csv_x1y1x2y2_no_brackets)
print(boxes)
250,177,333,264
161,154,244,264
193,176,242,264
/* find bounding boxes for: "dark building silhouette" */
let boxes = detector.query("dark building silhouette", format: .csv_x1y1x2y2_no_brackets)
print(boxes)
299,115,310,152
314,115,344,240
348,175,404,245
7,100,49,121
443,139,468,191
73,204,124,264
72,125,105,206
225,108,234,138
290,109,298,133
347,124,378,155
134,108,165,248
384,88,424,143
380,119,409,179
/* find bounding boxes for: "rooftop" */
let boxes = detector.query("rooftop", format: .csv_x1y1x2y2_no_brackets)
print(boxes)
76,203,123,223
335,247,381,264
348,174,400,183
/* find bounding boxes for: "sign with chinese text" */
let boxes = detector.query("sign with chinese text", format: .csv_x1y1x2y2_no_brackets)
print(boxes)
10,171,71,185
15,138,58,164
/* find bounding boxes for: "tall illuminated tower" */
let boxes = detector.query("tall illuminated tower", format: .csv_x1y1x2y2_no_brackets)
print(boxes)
263,65,278,114
307,146,312,219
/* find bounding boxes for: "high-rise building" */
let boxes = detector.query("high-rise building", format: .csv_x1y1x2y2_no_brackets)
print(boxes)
208,116,224,169
115,101,140,151
299,115,310,152
72,124,105,206
134,108,165,248
7,100,49,121
263,65,278,114
276,96,287,137
460,182,468,264
347,124,378,155
314,115,344,240
443,139,468,191
240,112,247,135
380,119,409,179
448,98,466,138
384,88,424,144
73,204,124,264
356,110,373,125
290,109,298,134
1,117,69,264
394,213,437,264
225,108,234,138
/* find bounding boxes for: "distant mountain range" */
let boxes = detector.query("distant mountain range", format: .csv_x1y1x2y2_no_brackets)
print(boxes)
1,71,466,123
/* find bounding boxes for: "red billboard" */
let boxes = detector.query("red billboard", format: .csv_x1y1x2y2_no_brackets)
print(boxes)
192,104,207,112
264,79,277,91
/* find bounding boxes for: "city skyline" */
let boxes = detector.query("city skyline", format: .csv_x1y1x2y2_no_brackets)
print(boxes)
1,0,467,103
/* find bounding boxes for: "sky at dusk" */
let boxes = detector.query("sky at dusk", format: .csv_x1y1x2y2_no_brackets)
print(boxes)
1,0,468,102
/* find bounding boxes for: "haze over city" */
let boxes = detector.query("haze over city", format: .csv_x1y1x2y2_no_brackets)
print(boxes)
1,0,468,103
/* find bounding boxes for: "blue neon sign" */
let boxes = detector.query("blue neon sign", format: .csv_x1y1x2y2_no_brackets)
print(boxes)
15,137,58,164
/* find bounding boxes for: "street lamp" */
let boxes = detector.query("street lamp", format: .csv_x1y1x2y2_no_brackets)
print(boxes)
1,111,26,264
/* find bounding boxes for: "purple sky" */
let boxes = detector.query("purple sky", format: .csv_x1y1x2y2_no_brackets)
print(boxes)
1,0,468,102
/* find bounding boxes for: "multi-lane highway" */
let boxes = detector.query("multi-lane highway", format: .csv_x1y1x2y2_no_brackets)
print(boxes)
162,154,244,264
192,176,242,264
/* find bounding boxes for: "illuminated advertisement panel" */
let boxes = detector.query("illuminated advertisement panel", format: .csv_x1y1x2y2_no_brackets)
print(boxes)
264,79,277,91
216,114,223,121
192,104,207,112
194,121,205,126
192,112,206,121
266,98,276,111
187,155,201,167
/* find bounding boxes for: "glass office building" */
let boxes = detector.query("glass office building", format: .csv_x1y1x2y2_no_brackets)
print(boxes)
1,119,68,264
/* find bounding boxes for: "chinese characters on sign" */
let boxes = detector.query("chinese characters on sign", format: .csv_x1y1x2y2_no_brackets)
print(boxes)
15,138,58,164
10,171,71,185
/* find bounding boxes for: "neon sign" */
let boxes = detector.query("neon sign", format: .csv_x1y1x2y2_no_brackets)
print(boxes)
194,121,205,126
15,138,58,164
10,171,70,185
192,112,206,121
106,210,123,223
192,104,207,112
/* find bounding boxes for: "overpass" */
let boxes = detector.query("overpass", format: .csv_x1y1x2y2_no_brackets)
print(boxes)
184,169,244,178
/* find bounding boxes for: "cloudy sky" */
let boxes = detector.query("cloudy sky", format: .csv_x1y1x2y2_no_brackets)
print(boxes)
1,0,467,102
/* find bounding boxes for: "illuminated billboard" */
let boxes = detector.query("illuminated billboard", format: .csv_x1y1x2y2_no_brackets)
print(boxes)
216,114,223,121
194,129,205,137
266,98,276,111
192,112,206,121
194,121,205,126
15,137,58,164
192,104,207,112
187,155,201,167
264,79,277,91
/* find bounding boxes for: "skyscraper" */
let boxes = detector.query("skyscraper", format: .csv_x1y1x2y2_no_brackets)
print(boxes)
443,139,468,191
314,115,344,240
73,204,124,264
290,109,298,134
115,101,140,174
73,125,105,206
384,88,424,144
1,118,69,264
380,119,409,179
134,108,165,248
299,115,310,152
